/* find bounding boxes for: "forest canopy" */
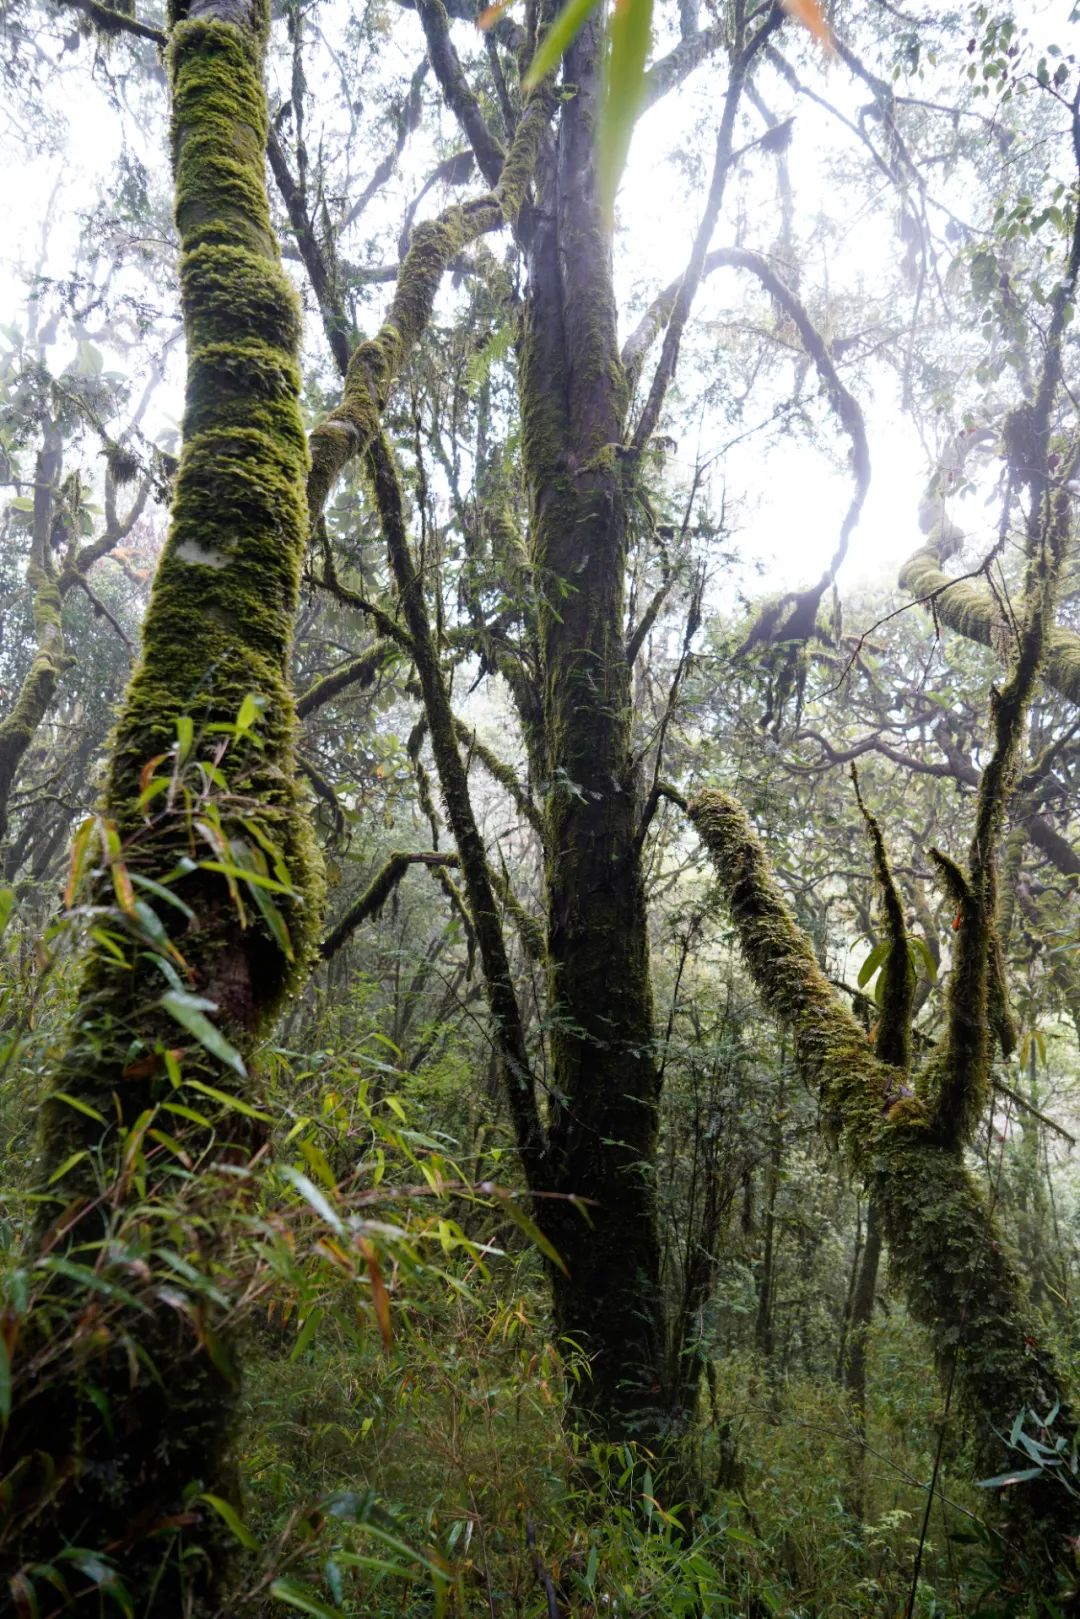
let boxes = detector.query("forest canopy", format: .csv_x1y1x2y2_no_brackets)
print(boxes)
1,0,1080,1613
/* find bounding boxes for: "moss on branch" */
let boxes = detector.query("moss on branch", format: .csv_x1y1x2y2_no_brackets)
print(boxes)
687,787,1075,1573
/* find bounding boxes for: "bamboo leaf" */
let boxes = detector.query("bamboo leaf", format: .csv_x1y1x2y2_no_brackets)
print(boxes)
522,0,601,89
184,1080,269,1121
289,1306,324,1362
976,1467,1044,1488
358,1237,393,1349
494,1191,568,1275
200,1493,259,1552
64,816,97,908
598,0,653,220
160,992,247,1078
269,1580,343,1617
50,1091,106,1124
280,1164,344,1234
47,1150,89,1185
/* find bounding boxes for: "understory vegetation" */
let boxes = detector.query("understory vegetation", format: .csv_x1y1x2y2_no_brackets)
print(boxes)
1,0,1080,1612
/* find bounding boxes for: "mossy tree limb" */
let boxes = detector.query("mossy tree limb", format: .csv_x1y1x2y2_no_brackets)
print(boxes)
321,849,460,956
687,788,1075,1575
899,544,1080,710
305,79,552,532
368,431,547,1178
7,0,322,1604
0,425,67,843
851,766,914,1073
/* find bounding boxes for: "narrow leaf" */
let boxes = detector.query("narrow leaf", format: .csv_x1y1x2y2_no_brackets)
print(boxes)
598,0,653,220
160,993,246,1078
522,0,601,89
200,1493,259,1552
269,1579,344,1617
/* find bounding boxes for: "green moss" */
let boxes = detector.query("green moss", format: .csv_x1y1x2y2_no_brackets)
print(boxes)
15,9,323,1598
0,562,69,839
306,84,552,528
687,788,1075,1573
900,543,1080,708
851,769,914,1072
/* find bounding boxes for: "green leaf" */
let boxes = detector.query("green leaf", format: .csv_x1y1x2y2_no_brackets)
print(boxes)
290,1306,324,1362
247,880,294,962
200,1493,259,1552
47,1150,89,1186
0,886,14,940
236,691,266,733
129,873,194,919
160,991,247,1077
281,1165,345,1235
36,1257,147,1312
176,715,194,764
184,1080,270,1122
49,1091,106,1124
976,1467,1044,1488
857,940,888,988
522,0,601,89
598,0,653,219
494,1191,568,1275
269,1578,344,1617
909,935,937,982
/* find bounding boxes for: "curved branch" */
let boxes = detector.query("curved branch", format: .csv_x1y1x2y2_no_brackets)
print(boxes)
321,850,460,957
306,80,553,532
684,788,1075,1570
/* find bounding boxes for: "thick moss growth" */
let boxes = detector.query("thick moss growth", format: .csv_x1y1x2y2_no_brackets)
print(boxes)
900,541,1080,709
687,789,1077,1578
5,4,322,1610
305,79,552,528
0,559,66,842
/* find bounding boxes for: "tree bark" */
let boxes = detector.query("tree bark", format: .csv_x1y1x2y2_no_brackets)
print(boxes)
4,0,320,1606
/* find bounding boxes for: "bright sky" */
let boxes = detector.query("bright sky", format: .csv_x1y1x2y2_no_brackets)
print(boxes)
0,1,1071,617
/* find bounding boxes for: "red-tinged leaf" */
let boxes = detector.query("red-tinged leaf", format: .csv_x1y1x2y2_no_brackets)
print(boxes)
780,0,834,52
64,815,97,908
953,910,963,931
477,0,510,28
121,1052,162,1081
138,753,168,796
359,1237,393,1349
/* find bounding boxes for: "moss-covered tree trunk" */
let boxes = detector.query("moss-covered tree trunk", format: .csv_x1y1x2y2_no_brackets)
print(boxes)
518,11,668,1442
0,425,66,843
4,0,319,1607
687,790,1077,1578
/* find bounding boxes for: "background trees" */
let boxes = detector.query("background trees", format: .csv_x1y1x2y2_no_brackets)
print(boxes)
1,0,1080,1613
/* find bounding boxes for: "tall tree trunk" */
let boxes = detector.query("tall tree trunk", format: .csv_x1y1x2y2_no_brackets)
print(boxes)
4,0,320,1606
519,11,668,1441
842,1196,882,1522
0,425,66,842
